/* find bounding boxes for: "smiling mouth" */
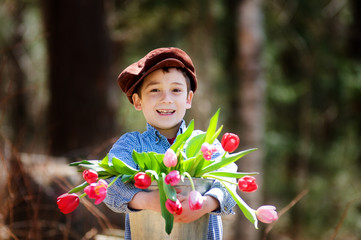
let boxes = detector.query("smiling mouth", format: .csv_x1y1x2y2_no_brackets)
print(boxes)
157,109,175,115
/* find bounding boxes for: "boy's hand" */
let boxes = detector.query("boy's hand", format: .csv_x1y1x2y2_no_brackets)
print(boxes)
128,190,161,213
173,195,219,223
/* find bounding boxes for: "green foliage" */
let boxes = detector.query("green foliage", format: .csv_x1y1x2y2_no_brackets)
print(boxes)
264,0,361,238
196,149,257,177
158,173,174,234
222,181,258,228
68,181,89,194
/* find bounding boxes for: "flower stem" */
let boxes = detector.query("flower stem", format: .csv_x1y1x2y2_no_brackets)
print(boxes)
188,155,204,176
184,172,195,191
79,192,87,198
108,174,122,188
202,174,237,186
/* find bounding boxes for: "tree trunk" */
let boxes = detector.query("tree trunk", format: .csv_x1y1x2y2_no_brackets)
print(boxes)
230,0,265,239
2,0,30,149
40,0,115,157
348,0,361,59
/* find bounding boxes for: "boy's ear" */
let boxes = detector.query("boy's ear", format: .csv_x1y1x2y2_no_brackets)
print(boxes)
132,93,142,111
186,91,193,109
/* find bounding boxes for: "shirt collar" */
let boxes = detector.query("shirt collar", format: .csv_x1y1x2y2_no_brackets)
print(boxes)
146,120,186,139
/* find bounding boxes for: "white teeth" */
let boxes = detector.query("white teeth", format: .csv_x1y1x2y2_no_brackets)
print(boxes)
157,110,175,114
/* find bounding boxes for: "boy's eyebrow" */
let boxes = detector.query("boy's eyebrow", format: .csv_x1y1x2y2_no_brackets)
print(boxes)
143,80,186,89
170,82,186,87
143,81,160,89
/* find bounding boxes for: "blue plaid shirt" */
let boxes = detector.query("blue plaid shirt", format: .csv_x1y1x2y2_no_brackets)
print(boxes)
103,120,237,240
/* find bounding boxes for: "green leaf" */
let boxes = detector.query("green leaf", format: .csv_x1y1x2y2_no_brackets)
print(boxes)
145,169,159,180
182,156,198,173
163,182,177,201
69,160,93,166
154,153,168,173
95,171,114,178
190,155,207,176
147,152,161,173
203,171,259,178
77,163,106,173
99,155,109,165
205,108,220,143
170,120,194,152
98,155,119,176
154,153,165,164
158,174,174,234
132,151,149,171
185,133,206,158
70,156,114,176
68,181,89,194
192,158,209,176
222,181,258,228
121,174,134,183
208,125,223,145
196,148,257,177
112,157,138,175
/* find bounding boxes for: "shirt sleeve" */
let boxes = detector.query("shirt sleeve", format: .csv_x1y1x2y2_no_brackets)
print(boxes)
103,132,143,213
203,139,238,216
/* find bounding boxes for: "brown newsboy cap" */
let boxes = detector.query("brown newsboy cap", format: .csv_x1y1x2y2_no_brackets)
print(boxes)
117,47,197,103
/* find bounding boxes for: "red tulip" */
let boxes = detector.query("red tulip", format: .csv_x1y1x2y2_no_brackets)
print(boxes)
57,193,80,214
165,198,183,215
164,170,181,186
134,172,152,189
221,133,240,153
189,190,204,210
83,169,98,184
84,179,108,204
238,176,258,192
256,205,278,224
201,143,217,160
163,148,177,167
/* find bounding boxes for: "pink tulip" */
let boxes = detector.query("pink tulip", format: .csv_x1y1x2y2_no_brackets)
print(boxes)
84,179,108,204
238,176,258,192
57,193,80,214
164,170,181,186
134,172,152,189
163,149,178,167
256,205,278,224
83,169,98,184
201,143,217,160
165,198,183,215
221,133,240,153
189,190,204,210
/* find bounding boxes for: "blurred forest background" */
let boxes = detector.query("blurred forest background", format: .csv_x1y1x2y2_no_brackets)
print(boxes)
1,0,361,239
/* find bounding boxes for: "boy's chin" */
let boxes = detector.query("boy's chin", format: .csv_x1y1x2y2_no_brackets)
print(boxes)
154,121,182,130
156,123,180,130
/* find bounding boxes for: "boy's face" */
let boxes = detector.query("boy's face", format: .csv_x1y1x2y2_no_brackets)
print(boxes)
132,68,193,138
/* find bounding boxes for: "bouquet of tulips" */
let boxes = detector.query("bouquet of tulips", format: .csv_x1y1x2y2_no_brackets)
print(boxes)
57,109,278,234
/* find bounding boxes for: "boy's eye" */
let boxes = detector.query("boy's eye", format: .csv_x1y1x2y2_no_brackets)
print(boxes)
150,89,159,92
172,88,182,93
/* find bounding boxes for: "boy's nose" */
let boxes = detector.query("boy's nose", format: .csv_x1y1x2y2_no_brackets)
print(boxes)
160,92,173,103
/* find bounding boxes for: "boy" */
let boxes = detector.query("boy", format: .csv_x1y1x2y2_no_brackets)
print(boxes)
103,47,236,240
